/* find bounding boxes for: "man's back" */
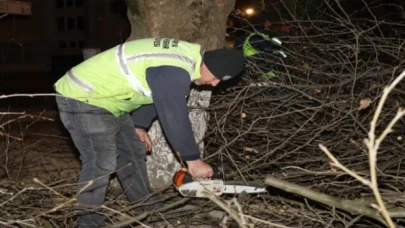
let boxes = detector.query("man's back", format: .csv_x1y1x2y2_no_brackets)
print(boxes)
54,38,203,116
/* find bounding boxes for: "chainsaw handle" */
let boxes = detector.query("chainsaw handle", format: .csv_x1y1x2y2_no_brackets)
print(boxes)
212,166,223,180
173,169,194,187
173,165,224,188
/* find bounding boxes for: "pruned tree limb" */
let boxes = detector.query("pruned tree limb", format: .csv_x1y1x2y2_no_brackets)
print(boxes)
264,175,388,224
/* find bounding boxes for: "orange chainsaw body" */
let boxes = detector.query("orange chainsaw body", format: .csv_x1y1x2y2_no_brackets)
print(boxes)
172,170,224,197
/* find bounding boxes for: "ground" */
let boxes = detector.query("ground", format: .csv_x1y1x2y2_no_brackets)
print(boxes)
0,108,238,227
0,109,79,185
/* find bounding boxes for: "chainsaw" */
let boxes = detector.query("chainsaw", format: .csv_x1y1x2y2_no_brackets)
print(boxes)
172,167,267,198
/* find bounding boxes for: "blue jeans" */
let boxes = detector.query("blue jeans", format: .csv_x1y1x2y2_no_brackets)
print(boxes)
56,96,162,227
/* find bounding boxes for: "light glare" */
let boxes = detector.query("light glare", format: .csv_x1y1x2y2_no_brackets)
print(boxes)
245,8,254,15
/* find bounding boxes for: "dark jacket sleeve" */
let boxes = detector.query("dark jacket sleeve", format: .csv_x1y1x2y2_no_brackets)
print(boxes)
145,65,201,161
131,104,157,130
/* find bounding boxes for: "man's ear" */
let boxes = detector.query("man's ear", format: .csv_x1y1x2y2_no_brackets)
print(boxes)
200,63,207,75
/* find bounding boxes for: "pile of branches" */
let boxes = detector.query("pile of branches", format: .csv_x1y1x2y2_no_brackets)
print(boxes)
202,1,405,227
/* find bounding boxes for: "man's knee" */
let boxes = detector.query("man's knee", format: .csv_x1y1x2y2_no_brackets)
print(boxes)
97,155,118,173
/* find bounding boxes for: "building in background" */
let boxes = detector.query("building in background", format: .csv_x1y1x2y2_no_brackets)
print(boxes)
0,0,130,93
0,0,32,15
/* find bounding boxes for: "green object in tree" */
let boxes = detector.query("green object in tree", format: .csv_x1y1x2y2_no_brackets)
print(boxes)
266,71,277,78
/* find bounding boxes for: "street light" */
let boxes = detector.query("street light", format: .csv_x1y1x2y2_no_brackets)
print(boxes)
233,8,254,17
245,8,254,15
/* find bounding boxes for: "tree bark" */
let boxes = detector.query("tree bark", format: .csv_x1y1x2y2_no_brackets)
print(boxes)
125,0,235,190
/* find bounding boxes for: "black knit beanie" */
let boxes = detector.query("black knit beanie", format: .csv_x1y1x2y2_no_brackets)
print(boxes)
203,48,245,81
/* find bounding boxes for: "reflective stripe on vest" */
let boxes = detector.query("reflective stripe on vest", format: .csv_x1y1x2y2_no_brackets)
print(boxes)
67,70,94,93
243,33,283,57
116,43,151,96
116,43,197,97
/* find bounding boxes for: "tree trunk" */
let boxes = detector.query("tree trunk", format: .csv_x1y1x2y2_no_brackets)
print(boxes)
125,0,235,190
